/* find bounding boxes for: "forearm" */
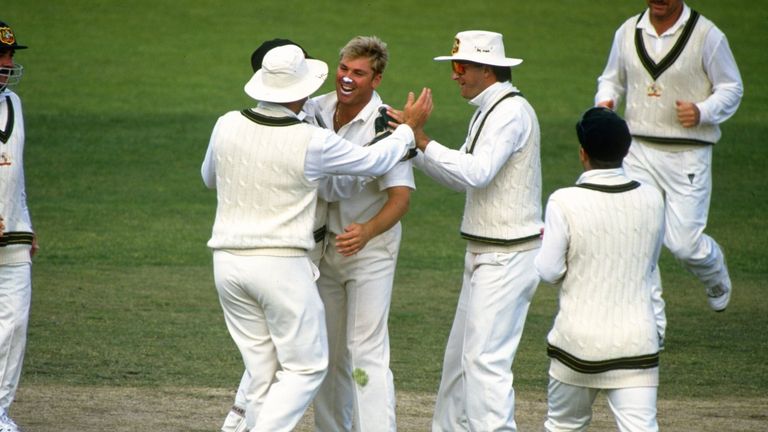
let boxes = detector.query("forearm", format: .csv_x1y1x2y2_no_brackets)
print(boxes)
362,186,411,237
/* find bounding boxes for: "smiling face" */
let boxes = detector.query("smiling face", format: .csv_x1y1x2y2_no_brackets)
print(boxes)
451,61,493,100
335,55,382,109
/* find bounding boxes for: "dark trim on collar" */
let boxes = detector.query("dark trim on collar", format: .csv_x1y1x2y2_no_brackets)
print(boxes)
548,343,660,374
635,9,700,81
466,92,521,155
575,181,641,193
460,231,540,246
0,96,15,144
240,109,302,126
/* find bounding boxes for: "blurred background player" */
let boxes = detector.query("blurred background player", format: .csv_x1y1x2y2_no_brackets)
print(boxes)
0,19,36,432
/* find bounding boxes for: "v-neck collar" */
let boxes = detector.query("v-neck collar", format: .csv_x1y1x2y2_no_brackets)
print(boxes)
634,9,701,81
0,96,14,144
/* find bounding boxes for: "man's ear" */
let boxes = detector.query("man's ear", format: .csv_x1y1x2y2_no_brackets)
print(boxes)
371,72,383,90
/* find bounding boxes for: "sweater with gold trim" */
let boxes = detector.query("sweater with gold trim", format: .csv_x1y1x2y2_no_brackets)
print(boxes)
206,109,317,253
623,10,720,145
545,171,664,388
460,92,542,247
0,90,33,265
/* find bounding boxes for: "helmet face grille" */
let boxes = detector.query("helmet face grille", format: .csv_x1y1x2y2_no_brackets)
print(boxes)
0,64,23,91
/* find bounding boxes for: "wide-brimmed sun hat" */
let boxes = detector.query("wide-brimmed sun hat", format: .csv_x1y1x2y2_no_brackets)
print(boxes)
250,38,311,73
434,30,522,67
244,44,328,103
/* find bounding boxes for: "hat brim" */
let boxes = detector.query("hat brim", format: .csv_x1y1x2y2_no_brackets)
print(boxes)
244,58,328,103
433,54,522,67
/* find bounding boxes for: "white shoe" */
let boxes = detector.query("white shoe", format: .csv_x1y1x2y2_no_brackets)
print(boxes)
707,281,731,312
221,405,247,432
0,412,21,432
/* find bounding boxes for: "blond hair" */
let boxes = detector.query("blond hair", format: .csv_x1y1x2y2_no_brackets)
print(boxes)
339,35,389,75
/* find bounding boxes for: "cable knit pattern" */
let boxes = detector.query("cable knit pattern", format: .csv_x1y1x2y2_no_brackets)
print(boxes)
623,13,720,144
460,99,542,243
0,91,33,265
546,178,664,388
206,110,318,251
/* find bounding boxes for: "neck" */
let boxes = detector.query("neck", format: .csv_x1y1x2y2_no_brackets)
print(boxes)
282,100,306,114
333,100,367,131
649,5,684,35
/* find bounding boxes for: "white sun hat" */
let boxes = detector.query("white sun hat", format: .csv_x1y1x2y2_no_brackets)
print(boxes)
434,30,523,67
244,44,328,103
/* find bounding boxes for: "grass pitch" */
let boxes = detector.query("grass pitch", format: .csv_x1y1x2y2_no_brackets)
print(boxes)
4,0,767,425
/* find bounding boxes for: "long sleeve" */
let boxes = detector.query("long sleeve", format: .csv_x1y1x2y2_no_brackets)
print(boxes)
416,93,532,190
304,124,414,181
696,27,743,125
535,198,569,284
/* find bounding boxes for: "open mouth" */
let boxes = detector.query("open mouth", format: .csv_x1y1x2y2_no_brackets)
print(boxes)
339,76,355,95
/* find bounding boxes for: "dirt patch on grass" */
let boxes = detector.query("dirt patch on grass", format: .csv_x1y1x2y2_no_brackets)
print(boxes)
10,384,768,431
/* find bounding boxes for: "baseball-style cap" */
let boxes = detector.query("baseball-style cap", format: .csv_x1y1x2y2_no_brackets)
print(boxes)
576,107,631,162
244,45,328,103
0,21,27,51
434,30,521,67
251,38,310,72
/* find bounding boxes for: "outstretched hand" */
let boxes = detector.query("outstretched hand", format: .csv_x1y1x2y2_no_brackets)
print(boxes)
401,88,433,130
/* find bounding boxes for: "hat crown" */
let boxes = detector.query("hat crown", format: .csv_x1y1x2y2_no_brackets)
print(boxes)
456,31,504,58
243,44,328,103
434,29,522,67
261,45,309,89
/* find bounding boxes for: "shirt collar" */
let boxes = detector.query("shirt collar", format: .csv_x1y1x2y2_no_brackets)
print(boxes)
312,91,383,127
638,3,692,37
576,168,630,185
353,91,383,124
469,81,518,110
255,101,303,120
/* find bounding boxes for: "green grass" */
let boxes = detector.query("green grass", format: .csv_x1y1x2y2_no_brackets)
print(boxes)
5,0,767,401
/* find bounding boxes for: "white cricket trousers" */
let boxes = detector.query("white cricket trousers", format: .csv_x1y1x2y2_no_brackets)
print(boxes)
213,251,328,432
432,249,539,432
545,378,658,432
624,141,731,337
0,262,31,411
314,226,400,432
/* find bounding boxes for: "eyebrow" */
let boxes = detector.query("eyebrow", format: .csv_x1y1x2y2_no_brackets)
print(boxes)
339,62,372,76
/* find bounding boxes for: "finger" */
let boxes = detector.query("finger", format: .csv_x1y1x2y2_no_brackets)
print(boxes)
337,244,358,255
